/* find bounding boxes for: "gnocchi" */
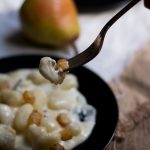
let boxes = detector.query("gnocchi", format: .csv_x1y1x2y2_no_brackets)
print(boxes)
0,69,96,150
0,125,16,150
0,104,14,125
14,104,33,131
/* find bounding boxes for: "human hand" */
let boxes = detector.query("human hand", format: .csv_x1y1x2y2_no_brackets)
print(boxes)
144,0,150,9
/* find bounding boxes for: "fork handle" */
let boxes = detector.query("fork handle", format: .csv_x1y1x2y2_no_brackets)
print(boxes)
68,0,141,71
101,0,141,36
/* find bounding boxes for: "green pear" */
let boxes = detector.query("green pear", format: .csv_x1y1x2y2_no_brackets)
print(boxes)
20,0,80,47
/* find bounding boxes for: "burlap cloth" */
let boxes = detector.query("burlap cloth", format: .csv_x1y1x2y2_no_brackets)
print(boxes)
107,43,150,150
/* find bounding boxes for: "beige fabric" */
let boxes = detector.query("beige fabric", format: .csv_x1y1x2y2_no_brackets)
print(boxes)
108,43,150,150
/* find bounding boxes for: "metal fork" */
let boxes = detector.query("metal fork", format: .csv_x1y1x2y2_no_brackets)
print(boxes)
66,0,141,71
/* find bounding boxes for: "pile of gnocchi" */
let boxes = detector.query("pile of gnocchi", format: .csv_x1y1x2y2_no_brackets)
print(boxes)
0,69,96,150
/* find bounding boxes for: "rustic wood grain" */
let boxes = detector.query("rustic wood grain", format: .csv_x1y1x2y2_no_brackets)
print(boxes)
107,43,150,150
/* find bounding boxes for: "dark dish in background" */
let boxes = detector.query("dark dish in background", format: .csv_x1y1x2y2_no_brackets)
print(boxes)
0,55,118,150
74,0,129,11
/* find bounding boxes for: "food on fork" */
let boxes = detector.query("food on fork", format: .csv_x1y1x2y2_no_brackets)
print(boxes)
39,57,69,84
0,69,96,150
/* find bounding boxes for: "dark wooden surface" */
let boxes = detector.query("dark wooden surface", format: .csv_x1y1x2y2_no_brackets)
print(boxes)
108,43,150,150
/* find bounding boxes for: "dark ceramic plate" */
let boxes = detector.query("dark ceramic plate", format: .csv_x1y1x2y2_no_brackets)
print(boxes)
74,0,128,11
74,0,126,6
0,55,118,150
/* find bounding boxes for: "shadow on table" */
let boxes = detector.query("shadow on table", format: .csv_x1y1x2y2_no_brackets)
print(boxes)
0,10,73,55
6,30,64,51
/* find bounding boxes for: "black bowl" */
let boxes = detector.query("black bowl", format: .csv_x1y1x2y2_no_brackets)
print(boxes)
0,54,118,150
